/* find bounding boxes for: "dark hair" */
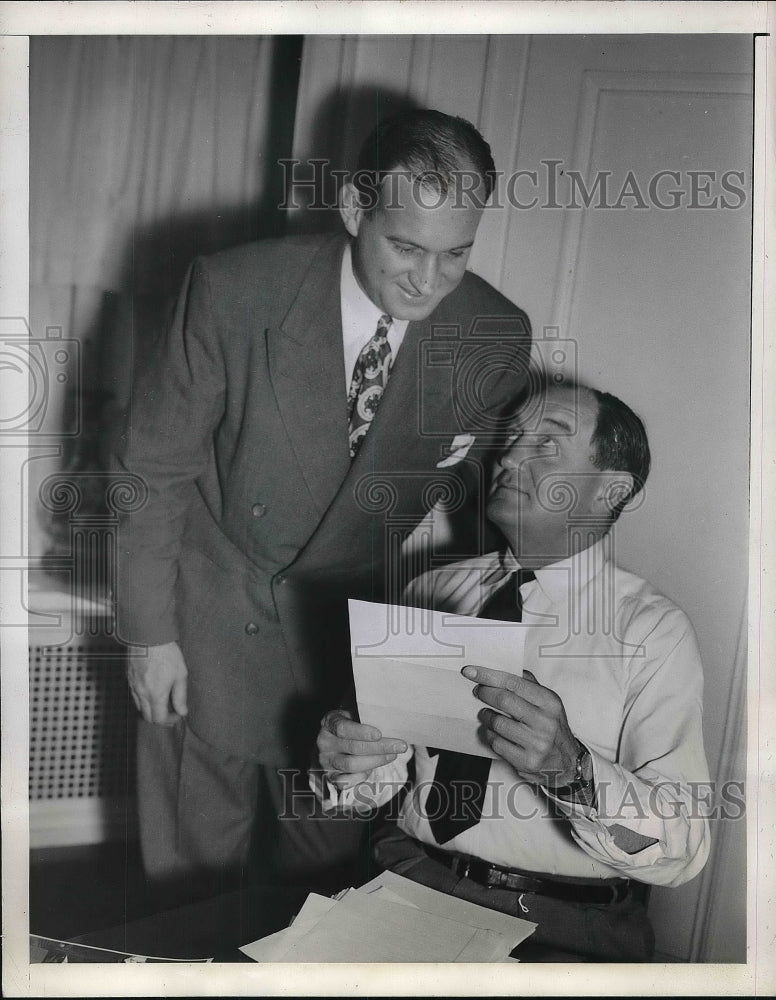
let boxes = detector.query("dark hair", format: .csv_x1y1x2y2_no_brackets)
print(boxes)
353,108,496,210
588,389,651,520
518,376,651,521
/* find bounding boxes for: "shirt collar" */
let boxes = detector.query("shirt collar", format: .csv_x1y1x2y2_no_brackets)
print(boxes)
503,536,612,604
340,242,410,338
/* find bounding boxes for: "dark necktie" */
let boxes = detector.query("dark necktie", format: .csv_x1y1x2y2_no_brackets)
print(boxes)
426,565,536,845
347,314,393,459
478,567,536,622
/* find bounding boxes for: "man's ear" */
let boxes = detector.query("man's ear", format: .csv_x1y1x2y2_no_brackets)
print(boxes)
598,472,634,514
339,182,364,238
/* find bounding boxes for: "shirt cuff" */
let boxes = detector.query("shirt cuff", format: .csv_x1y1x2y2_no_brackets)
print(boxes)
309,768,344,811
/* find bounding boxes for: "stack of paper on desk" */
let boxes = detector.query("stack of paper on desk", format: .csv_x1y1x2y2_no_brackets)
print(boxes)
348,599,528,756
239,872,536,963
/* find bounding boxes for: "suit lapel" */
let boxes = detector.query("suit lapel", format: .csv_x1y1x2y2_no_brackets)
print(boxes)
291,312,453,576
271,247,467,573
351,314,448,472
268,235,352,517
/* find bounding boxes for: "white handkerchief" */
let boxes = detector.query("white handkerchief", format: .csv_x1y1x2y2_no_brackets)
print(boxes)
436,433,476,467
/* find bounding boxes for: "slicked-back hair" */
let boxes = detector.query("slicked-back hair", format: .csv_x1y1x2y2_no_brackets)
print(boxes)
519,377,651,521
353,108,496,211
588,389,651,519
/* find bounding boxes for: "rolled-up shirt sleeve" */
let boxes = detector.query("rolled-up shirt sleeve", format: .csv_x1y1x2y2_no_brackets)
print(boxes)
309,553,712,887
545,607,711,887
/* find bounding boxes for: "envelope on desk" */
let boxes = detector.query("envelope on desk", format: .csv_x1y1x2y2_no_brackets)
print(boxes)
349,600,527,758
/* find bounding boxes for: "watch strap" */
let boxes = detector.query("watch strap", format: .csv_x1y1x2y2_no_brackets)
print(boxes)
551,741,593,798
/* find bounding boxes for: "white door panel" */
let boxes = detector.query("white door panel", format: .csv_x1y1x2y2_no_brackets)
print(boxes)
508,41,751,961
294,34,753,961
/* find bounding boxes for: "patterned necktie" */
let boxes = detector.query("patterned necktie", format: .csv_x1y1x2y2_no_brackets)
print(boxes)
426,565,536,845
347,314,393,459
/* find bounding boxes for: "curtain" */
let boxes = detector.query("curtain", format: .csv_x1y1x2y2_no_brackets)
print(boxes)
28,35,302,560
31,35,301,296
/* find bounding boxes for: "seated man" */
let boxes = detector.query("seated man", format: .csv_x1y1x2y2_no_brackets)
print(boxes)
313,380,710,962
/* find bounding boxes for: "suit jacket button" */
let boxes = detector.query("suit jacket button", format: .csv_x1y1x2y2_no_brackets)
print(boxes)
245,622,260,635
251,503,267,518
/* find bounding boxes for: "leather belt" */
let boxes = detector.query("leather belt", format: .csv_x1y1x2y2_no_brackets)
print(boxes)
427,847,630,905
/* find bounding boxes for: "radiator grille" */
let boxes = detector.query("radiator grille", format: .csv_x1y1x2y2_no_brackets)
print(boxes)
29,637,136,802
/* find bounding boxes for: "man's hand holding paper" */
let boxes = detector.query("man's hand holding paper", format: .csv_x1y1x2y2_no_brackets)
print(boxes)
348,599,527,758
318,664,582,795
317,708,407,790
464,665,580,787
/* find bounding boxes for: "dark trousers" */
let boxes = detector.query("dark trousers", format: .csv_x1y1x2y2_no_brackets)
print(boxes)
136,718,369,909
371,822,655,963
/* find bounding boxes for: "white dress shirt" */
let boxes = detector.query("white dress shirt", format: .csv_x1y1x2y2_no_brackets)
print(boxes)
340,243,409,392
316,537,711,888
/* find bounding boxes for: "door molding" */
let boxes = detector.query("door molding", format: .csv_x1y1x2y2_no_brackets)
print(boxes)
551,69,753,337
689,595,748,961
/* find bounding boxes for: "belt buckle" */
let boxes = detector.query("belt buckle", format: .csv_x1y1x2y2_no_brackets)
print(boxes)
485,866,508,890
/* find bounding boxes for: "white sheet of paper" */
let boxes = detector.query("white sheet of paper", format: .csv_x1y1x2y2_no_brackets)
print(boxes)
278,888,515,963
357,883,419,908
240,877,536,963
349,600,527,756
358,871,536,947
238,892,337,962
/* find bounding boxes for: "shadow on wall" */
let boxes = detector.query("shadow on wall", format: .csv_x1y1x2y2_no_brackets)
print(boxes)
40,81,420,595
286,86,421,234
38,35,301,588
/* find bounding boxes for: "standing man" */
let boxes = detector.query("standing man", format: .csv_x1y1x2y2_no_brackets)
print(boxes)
115,109,531,904
316,381,710,961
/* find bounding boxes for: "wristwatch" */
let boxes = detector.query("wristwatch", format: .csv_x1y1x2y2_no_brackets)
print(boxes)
551,740,594,800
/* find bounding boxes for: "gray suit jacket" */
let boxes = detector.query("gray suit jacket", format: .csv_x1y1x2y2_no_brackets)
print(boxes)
116,232,531,763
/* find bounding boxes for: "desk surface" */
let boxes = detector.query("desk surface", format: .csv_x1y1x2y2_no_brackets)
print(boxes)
71,884,585,963
73,885,308,961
